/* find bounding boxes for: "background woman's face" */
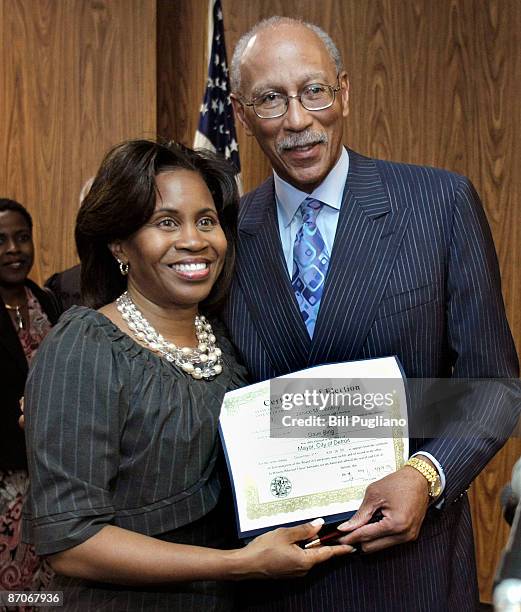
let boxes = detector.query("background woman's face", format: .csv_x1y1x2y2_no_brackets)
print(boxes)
119,169,228,310
0,211,34,287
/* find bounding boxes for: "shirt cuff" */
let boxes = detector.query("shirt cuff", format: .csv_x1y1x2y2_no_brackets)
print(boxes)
411,451,446,508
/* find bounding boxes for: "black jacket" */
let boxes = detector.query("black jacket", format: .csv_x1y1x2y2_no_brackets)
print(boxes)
44,264,82,311
0,279,62,469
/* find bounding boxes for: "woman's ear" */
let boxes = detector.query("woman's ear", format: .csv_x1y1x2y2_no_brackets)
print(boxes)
109,242,130,277
109,241,127,265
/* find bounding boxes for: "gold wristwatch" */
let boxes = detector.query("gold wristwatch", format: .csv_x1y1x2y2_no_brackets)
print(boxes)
405,457,442,499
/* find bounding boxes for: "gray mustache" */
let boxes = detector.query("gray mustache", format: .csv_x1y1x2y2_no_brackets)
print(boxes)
276,131,328,153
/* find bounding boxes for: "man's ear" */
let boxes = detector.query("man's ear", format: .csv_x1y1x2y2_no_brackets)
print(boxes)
339,71,350,118
231,94,254,136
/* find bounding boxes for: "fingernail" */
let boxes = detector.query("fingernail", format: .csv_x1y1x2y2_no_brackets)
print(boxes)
336,522,349,531
310,517,324,527
347,545,357,553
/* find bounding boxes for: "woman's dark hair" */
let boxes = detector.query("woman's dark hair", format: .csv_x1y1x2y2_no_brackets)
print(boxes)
0,198,33,229
76,139,239,312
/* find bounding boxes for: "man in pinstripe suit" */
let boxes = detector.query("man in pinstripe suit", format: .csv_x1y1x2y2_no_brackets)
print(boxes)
227,16,520,612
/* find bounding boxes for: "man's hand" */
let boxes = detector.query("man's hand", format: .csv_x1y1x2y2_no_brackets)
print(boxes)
335,466,431,553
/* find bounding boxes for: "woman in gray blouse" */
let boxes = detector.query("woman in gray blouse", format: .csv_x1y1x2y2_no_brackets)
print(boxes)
22,140,352,611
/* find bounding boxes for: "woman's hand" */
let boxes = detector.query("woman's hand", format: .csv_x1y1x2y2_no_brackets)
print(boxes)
232,518,356,580
47,520,355,585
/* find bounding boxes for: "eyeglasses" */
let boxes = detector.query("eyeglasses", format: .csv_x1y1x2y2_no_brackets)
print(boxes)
242,77,341,119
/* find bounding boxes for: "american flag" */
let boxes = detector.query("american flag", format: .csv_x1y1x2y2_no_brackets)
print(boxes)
193,0,241,190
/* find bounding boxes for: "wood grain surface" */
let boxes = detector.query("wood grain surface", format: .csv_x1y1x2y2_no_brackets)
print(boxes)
157,0,208,144
157,1,521,602
0,0,156,283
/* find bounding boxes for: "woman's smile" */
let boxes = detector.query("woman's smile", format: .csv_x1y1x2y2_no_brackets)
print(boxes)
168,259,211,280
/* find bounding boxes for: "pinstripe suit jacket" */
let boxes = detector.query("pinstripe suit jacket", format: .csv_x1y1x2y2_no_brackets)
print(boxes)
224,149,520,611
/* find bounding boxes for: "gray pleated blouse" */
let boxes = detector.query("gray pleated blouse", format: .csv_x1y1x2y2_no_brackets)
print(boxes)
22,306,248,556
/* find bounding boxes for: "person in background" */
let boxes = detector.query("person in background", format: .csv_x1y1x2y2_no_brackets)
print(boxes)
44,177,93,311
44,264,81,311
226,16,520,611
22,140,352,611
0,198,61,592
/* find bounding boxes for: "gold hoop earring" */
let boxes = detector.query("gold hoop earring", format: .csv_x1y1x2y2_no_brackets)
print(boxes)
117,259,129,276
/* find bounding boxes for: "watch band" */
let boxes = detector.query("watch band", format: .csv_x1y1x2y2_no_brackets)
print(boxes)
404,457,442,498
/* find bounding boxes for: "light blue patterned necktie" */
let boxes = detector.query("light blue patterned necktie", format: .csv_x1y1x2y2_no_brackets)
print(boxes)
291,197,330,337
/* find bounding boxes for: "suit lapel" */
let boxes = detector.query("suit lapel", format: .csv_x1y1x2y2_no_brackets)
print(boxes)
310,150,411,365
235,178,311,374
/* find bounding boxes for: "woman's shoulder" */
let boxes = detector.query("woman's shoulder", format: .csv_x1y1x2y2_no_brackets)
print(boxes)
53,305,115,334
47,306,187,370
40,305,134,355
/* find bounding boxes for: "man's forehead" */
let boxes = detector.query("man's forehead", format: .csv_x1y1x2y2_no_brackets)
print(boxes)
243,23,325,59
249,71,330,98
239,25,335,92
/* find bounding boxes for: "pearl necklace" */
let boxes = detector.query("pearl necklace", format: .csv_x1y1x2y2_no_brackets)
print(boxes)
116,292,223,380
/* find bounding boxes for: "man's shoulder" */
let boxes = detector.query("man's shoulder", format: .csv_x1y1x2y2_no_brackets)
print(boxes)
238,152,470,200
352,149,465,186
237,152,474,218
349,150,476,212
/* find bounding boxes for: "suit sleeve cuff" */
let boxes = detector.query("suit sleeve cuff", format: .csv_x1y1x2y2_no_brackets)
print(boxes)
411,451,446,508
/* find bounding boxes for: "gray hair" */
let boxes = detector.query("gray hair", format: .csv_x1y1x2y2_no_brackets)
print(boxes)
230,16,343,93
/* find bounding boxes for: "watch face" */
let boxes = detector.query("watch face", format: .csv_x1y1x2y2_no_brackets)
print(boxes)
431,480,442,498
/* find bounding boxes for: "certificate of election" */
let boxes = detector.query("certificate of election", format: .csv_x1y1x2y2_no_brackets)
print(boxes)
219,356,409,538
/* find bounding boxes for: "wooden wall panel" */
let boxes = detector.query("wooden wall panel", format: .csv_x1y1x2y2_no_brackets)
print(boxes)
157,0,208,145
157,0,521,602
0,0,156,285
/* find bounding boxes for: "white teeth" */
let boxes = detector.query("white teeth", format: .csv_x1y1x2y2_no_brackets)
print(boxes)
172,262,207,272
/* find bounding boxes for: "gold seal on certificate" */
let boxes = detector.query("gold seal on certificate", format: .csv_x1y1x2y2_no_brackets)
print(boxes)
219,356,408,538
